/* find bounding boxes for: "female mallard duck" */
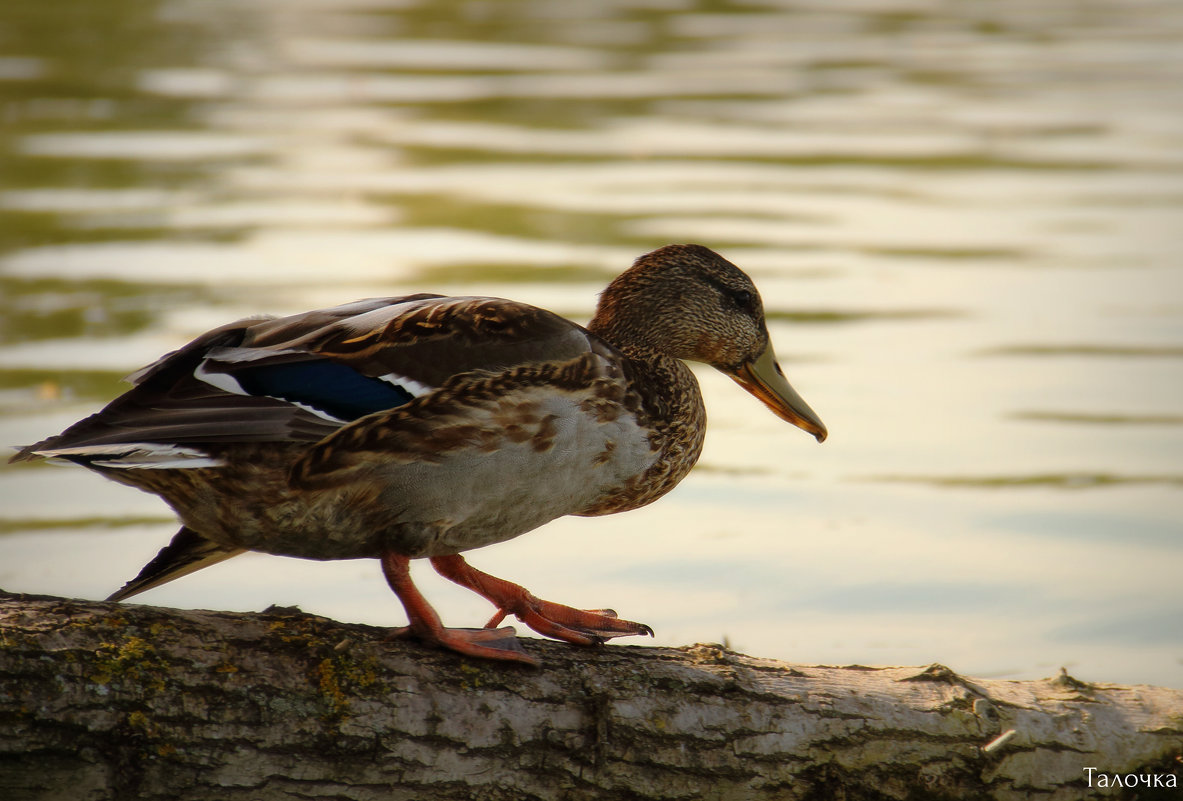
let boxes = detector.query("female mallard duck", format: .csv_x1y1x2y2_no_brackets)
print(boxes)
14,244,826,665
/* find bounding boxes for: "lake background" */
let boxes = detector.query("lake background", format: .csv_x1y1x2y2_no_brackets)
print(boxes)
1,0,1181,688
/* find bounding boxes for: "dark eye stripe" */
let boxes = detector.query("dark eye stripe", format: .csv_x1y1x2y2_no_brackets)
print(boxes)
699,274,757,314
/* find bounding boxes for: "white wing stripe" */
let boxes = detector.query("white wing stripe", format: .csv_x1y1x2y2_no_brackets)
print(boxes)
33,444,223,469
194,360,247,396
378,373,433,398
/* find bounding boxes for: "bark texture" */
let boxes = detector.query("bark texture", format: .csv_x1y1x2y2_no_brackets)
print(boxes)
1,590,1180,801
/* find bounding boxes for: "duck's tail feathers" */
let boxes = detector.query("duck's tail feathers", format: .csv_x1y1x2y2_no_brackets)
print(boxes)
107,526,245,602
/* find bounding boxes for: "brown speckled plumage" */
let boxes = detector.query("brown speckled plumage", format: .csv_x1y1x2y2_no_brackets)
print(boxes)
14,244,826,664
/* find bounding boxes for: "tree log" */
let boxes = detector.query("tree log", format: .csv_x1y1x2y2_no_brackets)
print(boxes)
1,591,1179,801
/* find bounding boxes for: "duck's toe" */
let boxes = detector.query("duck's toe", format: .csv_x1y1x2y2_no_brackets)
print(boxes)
430,554,653,647
488,600,653,645
389,623,539,666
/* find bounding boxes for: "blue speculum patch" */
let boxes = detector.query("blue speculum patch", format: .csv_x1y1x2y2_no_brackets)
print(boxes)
233,360,416,421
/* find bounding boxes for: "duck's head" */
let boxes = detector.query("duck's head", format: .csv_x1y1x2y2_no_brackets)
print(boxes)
591,244,827,443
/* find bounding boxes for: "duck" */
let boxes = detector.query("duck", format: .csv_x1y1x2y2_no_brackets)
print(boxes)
13,244,827,665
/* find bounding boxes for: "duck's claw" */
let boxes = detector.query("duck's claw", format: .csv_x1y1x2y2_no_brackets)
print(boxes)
431,554,653,647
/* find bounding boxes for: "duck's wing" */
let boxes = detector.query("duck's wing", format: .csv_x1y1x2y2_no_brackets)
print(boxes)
13,294,599,468
105,526,246,602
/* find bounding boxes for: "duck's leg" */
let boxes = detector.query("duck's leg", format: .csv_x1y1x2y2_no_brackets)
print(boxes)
430,554,654,645
380,551,538,665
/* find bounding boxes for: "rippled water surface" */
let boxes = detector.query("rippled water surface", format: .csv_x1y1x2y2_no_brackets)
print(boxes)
2,0,1181,687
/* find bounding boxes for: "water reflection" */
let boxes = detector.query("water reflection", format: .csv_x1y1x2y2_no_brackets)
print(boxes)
1,0,1180,688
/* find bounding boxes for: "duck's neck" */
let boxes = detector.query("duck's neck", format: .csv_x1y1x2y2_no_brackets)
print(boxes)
578,315,708,517
588,292,682,363
587,300,705,432
588,317,650,361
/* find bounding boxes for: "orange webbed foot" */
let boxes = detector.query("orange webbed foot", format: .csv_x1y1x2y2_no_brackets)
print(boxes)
381,551,539,666
431,554,654,646
387,623,538,666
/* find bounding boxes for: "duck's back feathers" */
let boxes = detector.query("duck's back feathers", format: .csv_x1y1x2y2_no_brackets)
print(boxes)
13,294,598,467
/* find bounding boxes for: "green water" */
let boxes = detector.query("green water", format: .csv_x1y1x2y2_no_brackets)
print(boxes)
2,0,1181,687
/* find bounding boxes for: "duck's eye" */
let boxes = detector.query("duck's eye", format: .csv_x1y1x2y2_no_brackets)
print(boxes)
730,289,755,313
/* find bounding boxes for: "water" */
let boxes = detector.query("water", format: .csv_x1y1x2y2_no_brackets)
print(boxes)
1,0,1181,688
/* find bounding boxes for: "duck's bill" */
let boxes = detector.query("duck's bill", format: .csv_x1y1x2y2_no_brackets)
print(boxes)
728,345,828,443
